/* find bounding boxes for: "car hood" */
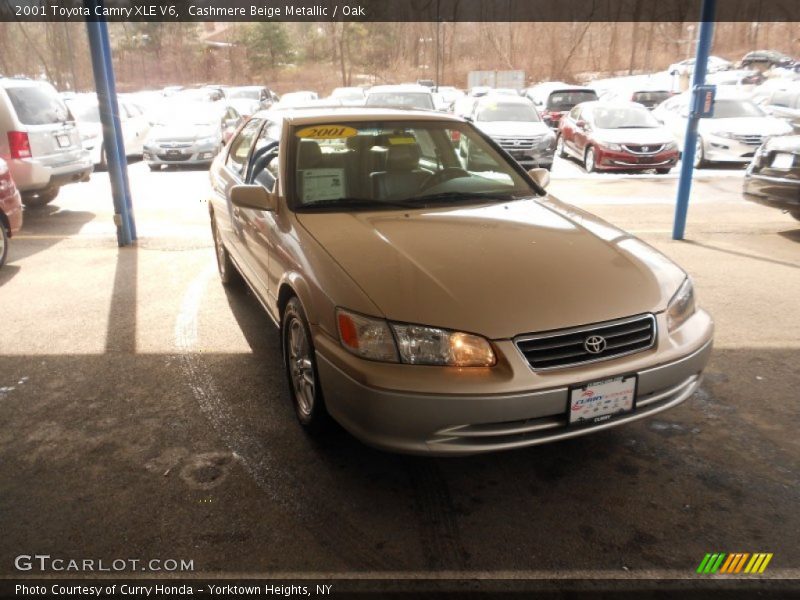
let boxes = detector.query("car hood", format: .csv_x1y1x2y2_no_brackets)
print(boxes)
593,127,676,145
763,134,800,153
148,124,216,143
297,197,686,339
699,117,792,136
475,121,552,138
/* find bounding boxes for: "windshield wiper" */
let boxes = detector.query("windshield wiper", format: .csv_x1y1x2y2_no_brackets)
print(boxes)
405,191,525,204
297,197,423,211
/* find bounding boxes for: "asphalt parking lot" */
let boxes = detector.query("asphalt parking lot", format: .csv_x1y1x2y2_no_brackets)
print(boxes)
1,158,798,582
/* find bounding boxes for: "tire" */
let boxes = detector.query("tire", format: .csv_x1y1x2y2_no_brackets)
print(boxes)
282,297,328,433
21,186,59,208
148,164,161,172
656,168,672,175
211,214,241,286
790,211,800,222
584,147,598,173
555,135,567,158
693,137,707,168
0,222,8,269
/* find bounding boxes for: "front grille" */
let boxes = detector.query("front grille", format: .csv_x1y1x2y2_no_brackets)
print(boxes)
496,136,543,150
733,134,764,146
622,144,664,155
156,153,191,161
515,314,656,370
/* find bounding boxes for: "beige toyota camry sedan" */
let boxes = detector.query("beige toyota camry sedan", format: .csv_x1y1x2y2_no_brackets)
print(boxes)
208,107,713,456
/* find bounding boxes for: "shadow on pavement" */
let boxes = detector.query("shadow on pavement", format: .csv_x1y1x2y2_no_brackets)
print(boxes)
683,239,800,269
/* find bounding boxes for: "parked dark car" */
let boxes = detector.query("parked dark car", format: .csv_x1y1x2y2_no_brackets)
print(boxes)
525,84,599,129
741,50,795,70
557,101,679,174
743,135,800,221
0,157,23,268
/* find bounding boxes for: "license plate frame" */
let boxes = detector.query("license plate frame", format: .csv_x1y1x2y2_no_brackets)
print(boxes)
165,149,183,157
55,134,71,148
569,374,637,426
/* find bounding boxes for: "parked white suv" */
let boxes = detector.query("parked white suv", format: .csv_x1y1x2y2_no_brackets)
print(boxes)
0,78,92,207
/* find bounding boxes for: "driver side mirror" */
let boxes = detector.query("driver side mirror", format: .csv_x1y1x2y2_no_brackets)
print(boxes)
230,184,278,212
528,168,550,190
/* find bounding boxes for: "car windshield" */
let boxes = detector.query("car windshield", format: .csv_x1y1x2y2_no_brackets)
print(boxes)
154,104,218,127
66,101,100,123
547,90,598,110
476,102,540,122
365,92,435,110
592,106,660,128
6,85,70,125
285,120,535,211
710,99,765,119
632,91,671,105
228,89,259,100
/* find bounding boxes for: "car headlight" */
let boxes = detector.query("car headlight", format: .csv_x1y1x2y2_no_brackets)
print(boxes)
336,309,495,367
711,131,736,139
666,278,696,333
663,141,678,151
600,141,623,151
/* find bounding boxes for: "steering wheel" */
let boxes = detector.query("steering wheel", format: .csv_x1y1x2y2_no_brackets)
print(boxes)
417,167,470,194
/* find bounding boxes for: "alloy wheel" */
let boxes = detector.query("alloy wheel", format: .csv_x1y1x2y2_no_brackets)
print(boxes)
287,317,315,417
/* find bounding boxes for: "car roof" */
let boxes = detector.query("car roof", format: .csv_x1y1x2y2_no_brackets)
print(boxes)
0,77,52,88
251,106,464,125
578,100,652,111
475,95,532,106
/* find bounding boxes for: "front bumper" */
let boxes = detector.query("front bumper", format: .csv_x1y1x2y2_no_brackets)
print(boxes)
703,135,763,163
315,310,713,455
596,147,679,170
143,142,219,166
743,172,800,212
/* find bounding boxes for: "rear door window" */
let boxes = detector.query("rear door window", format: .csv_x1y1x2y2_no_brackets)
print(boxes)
5,85,70,125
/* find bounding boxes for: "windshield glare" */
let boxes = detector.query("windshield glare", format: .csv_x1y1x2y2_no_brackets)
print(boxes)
710,99,765,119
284,121,534,211
229,89,259,100
477,102,540,122
365,93,434,110
592,106,660,128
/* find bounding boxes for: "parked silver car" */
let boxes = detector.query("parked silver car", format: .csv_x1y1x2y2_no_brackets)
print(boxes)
0,78,92,207
143,102,242,170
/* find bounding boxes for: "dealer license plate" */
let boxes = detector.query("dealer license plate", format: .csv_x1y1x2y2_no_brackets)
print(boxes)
166,149,183,157
56,134,71,148
569,375,636,425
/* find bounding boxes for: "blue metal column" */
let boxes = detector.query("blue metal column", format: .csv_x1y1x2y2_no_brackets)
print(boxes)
672,0,716,240
84,1,136,246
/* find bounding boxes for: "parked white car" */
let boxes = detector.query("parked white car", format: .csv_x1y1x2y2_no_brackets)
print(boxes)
64,94,150,168
653,91,793,167
667,56,733,76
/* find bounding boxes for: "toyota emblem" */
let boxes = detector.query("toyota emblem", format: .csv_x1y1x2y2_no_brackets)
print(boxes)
584,335,607,354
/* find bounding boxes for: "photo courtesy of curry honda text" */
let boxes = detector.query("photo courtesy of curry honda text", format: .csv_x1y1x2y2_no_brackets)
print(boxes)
208,107,714,456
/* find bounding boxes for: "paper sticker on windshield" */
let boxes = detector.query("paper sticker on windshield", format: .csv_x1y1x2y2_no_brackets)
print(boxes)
296,125,357,140
302,168,345,202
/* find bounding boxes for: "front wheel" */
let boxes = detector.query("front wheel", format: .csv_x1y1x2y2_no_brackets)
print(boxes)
282,297,328,433
656,168,672,175
693,137,707,168
21,186,59,208
584,147,598,173
211,215,240,286
148,163,161,172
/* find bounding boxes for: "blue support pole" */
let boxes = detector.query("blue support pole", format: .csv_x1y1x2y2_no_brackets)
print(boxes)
672,0,716,240
84,1,136,246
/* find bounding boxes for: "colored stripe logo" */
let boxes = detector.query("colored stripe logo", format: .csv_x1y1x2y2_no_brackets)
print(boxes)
697,553,773,574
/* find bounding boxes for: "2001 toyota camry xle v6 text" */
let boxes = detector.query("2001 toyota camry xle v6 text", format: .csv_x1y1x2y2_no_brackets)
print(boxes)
208,108,714,456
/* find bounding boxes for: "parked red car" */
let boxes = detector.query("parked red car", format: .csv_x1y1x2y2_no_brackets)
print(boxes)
0,157,23,268
557,101,680,174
